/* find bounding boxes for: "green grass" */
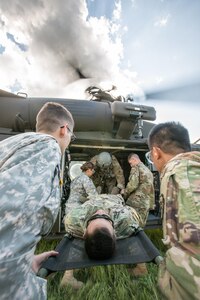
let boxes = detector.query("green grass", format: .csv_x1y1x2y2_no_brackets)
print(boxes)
37,229,166,300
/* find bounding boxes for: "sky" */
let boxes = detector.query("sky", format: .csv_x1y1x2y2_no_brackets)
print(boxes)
0,0,199,142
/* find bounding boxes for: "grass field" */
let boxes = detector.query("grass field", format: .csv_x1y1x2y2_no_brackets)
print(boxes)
37,229,166,300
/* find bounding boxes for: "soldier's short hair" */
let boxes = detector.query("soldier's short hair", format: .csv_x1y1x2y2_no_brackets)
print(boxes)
36,102,74,133
148,121,191,154
84,227,116,260
128,153,139,161
81,162,95,172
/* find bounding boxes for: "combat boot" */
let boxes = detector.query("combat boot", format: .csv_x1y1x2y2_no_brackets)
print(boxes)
60,270,84,289
128,263,148,277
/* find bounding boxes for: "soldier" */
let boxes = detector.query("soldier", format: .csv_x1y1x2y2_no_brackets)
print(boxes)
125,153,154,228
65,161,98,214
124,153,154,276
0,102,74,300
60,194,140,289
147,121,200,299
90,152,125,194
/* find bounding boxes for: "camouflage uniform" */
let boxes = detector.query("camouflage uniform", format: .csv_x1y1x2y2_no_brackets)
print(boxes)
158,152,200,300
64,194,140,239
0,133,62,300
125,162,154,227
90,155,125,194
65,172,98,214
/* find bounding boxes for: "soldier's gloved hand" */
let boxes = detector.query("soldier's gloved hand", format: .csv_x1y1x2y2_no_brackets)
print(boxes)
32,250,59,273
80,196,88,203
120,188,125,195
122,190,128,200
117,183,124,190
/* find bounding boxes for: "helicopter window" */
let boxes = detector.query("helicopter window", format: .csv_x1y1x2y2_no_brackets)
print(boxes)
69,161,86,180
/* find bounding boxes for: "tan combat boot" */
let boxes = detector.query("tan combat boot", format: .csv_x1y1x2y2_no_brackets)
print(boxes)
128,263,148,277
60,270,84,289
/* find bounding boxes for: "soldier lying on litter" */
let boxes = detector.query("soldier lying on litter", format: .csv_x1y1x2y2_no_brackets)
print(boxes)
60,194,140,289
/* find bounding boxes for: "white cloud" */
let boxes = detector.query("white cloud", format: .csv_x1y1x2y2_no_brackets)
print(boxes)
0,0,140,98
113,0,121,21
131,0,138,9
154,14,171,27
149,100,200,143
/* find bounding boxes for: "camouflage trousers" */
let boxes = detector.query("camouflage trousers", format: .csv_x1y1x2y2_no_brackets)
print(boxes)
126,195,150,227
96,178,119,195
158,246,200,300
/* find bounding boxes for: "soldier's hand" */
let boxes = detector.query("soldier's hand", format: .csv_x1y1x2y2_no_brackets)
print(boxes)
117,183,124,190
32,250,59,273
120,188,125,195
122,190,128,200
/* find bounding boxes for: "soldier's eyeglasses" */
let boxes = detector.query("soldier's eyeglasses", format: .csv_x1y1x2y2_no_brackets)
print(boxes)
60,125,76,142
145,150,153,164
67,127,76,142
86,214,114,228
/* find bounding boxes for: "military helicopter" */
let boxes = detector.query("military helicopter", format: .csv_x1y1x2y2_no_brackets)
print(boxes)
0,85,199,237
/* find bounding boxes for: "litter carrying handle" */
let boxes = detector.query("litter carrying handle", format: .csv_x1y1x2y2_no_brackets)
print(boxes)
154,255,164,265
37,267,52,278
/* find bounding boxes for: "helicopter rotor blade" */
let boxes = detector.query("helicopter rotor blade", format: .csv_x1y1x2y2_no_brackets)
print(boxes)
145,81,200,102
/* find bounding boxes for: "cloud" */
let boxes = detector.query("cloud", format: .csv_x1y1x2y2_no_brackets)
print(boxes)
0,0,199,141
0,0,141,98
0,44,5,54
6,33,28,52
131,0,138,9
154,14,171,27
9,79,22,93
112,0,121,21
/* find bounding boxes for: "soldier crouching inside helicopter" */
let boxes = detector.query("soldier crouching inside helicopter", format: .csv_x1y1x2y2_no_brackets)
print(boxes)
90,152,125,195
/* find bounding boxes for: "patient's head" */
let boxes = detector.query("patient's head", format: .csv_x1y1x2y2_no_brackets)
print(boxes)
84,210,116,260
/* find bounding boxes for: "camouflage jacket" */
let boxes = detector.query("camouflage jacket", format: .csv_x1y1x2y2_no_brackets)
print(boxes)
125,162,155,209
65,172,98,214
64,194,140,239
0,133,62,300
90,154,125,190
160,151,200,260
